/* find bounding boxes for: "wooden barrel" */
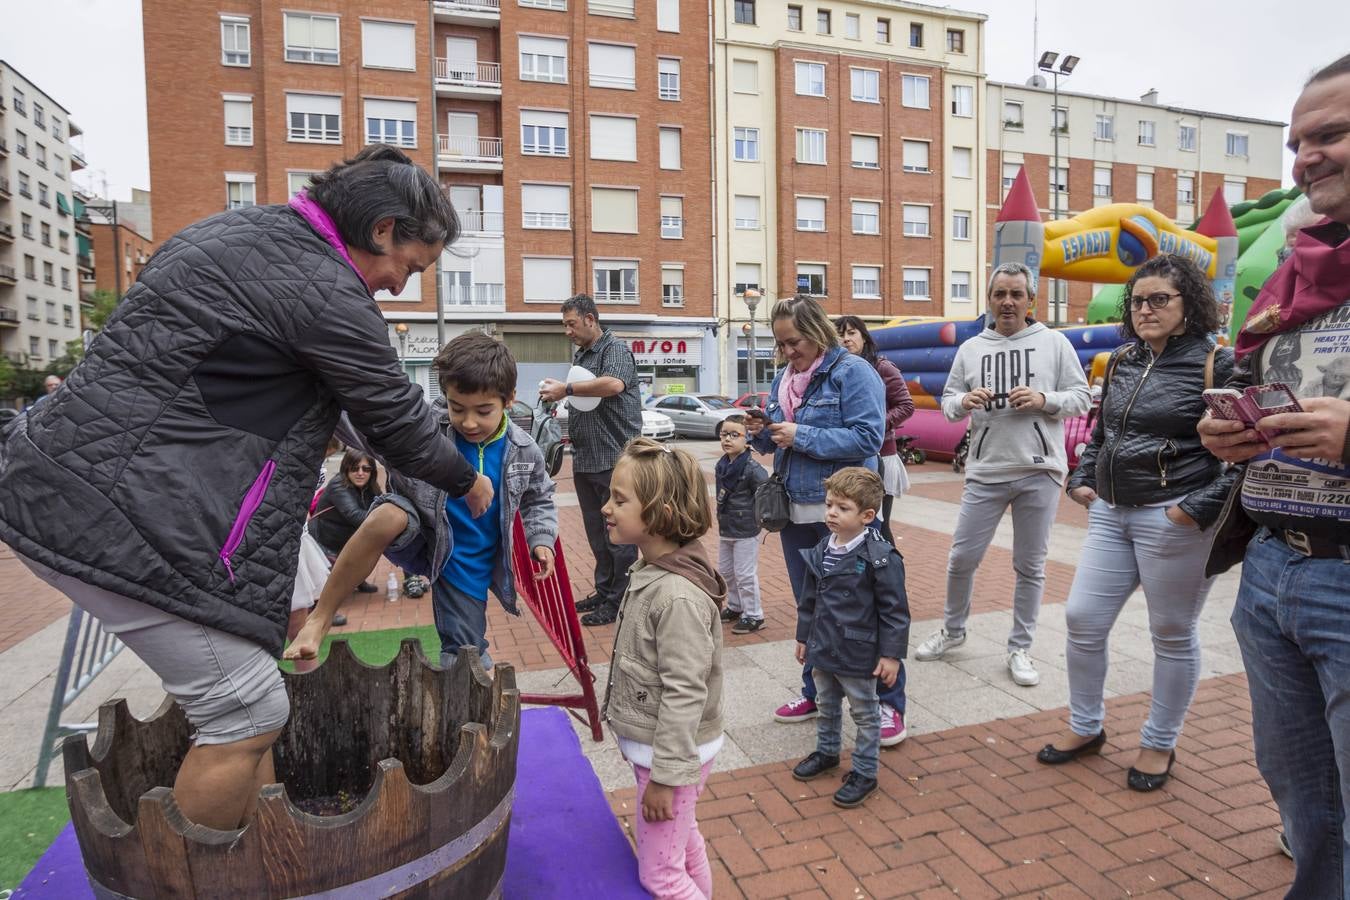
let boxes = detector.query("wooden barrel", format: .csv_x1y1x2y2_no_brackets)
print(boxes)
61,639,520,899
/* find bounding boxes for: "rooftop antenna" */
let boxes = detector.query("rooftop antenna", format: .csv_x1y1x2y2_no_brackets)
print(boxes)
1026,1,1047,88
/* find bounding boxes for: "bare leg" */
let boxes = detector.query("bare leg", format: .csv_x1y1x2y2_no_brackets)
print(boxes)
174,729,282,829
286,505,410,663
286,609,317,673
244,743,278,822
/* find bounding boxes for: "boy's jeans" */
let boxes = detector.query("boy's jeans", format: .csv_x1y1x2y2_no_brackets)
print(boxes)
1232,529,1350,899
812,668,880,779
432,577,492,670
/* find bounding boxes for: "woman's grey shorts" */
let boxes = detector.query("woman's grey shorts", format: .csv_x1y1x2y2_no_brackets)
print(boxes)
19,554,289,745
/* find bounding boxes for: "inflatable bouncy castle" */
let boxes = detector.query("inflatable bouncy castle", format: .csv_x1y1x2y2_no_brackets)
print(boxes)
873,167,1245,461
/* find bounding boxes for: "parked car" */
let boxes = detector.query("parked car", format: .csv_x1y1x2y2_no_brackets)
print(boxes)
554,402,675,443
645,394,741,438
733,391,770,410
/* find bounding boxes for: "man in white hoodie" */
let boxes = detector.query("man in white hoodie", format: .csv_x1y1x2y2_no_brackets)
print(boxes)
915,262,1091,686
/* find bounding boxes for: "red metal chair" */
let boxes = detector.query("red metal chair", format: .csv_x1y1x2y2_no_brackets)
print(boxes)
509,516,604,741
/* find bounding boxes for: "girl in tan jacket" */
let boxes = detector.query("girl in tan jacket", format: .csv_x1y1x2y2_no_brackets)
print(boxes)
600,438,726,900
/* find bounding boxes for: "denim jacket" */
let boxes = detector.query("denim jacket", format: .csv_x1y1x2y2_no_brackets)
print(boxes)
339,402,557,615
749,346,886,504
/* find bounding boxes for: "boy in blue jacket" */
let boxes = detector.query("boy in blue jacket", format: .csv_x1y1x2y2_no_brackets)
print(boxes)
286,332,557,669
791,467,910,808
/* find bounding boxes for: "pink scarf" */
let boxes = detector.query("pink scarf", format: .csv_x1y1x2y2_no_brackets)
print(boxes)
288,190,370,291
777,352,825,423
1235,219,1349,359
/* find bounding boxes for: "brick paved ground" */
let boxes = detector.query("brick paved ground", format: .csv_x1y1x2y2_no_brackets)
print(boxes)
609,674,1291,899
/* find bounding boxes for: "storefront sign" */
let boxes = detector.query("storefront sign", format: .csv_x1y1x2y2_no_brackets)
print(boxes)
618,335,702,366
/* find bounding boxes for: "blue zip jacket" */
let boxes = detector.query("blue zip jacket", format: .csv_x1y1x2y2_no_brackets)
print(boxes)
749,346,886,504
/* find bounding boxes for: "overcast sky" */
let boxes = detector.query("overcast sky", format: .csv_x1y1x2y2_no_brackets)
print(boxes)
2,0,1344,202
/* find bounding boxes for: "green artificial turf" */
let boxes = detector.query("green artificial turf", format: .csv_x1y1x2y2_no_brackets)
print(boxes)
280,624,442,672
0,787,72,892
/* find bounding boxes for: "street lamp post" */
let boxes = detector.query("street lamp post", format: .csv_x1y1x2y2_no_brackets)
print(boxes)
394,322,410,380
742,288,762,397
1037,51,1079,328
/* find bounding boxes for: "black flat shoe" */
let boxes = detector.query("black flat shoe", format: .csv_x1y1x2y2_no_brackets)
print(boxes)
792,751,840,781
355,581,379,594
580,604,618,626
1127,749,1176,792
1036,729,1107,765
575,593,604,613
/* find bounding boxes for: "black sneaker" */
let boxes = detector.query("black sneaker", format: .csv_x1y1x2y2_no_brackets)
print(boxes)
732,616,764,634
581,604,619,626
355,581,379,594
833,771,878,808
720,607,742,623
331,613,348,627
792,751,840,781
575,593,604,613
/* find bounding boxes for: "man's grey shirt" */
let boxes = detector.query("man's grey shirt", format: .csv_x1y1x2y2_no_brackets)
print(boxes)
569,328,642,472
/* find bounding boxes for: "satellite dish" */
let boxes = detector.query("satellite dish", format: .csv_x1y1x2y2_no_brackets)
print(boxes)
1026,74,1047,88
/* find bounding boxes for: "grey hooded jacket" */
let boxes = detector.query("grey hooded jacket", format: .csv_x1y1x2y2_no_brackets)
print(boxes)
0,203,478,655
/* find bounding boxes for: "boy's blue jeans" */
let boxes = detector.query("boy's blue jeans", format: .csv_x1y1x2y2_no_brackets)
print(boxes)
812,668,880,779
1231,529,1350,899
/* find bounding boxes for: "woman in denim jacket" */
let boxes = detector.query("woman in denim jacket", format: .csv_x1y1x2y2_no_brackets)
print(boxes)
746,296,886,726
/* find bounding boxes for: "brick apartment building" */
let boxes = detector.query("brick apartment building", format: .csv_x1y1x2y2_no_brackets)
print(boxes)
716,0,987,393
984,82,1285,326
0,61,88,375
141,0,717,398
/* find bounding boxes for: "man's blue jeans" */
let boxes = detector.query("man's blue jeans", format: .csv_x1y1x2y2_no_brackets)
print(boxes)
1231,529,1350,899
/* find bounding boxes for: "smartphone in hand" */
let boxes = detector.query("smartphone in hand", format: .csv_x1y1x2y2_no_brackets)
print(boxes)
1203,383,1302,440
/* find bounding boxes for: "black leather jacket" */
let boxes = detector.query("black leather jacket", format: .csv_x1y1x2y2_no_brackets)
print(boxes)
1068,335,1239,528
308,479,378,555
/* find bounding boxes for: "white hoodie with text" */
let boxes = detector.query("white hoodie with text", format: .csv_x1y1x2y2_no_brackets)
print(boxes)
941,322,1092,484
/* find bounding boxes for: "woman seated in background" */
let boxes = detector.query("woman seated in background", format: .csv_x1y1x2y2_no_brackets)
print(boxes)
1037,254,1237,792
308,449,382,593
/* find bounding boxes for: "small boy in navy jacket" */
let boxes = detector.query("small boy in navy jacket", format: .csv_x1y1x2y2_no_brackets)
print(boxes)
792,467,910,808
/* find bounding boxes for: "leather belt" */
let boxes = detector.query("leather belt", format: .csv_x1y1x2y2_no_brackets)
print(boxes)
1272,528,1350,560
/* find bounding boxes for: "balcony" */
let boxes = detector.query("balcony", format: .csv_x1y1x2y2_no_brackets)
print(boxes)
77,252,93,272
0,221,13,243
0,264,16,286
434,59,502,98
441,281,505,311
0,175,8,199
457,209,504,234
0,138,7,157
75,214,91,235
0,308,17,326
432,0,500,27
437,134,503,172
71,146,86,171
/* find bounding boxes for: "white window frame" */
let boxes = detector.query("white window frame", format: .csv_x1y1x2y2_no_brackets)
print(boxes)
521,0,566,8
519,36,568,83
902,204,930,238
592,259,639,304
225,173,257,210
951,146,972,179
844,12,860,39
732,59,758,94
522,256,573,305
660,196,683,239
658,58,681,100
361,20,415,71
734,126,760,161
851,133,879,169
795,61,826,97
221,15,251,66
590,114,638,161
1093,166,1112,198
364,99,417,148
1136,171,1154,202
588,41,636,90
1003,100,1023,129
1138,119,1156,146
1223,179,1246,205
656,0,679,32
901,74,929,109
661,266,684,307
851,200,880,235
223,94,253,146
952,210,971,240
850,68,879,103
1178,124,1197,152
951,84,973,117
522,183,571,229
284,12,340,65
902,139,929,174
1095,114,1114,141
796,263,826,297
1052,106,1068,133
851,265,881,299
287,171,318,195
286,93,342,143
1226,131,1249,158
521,109,568,156
1049,165,1069,197
796,128,826,165
1178,174,1195,205
659,127,682,170
795,196,826,232
733,195,760,230
902,267,930,300
950,271,971,300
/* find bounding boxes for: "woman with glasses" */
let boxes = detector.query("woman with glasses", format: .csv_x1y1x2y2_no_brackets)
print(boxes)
1036,254,1238,791
309,450,383,592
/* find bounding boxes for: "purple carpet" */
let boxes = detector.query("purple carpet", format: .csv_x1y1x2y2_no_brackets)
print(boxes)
14,707,646,899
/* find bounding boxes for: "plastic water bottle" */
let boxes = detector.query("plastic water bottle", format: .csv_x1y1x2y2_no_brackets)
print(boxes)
386,572,399,603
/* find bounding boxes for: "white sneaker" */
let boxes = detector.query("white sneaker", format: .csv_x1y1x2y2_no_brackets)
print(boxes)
1007,649,1040,686
914,628,966,661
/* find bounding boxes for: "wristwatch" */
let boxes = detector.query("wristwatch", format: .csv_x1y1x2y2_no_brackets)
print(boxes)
565,384,575,397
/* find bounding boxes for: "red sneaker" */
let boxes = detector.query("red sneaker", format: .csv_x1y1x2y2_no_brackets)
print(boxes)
880,703,907,747
773,696,819,723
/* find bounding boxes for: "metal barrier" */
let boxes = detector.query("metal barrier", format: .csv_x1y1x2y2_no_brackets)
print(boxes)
509,517,603,742
33,606,124,787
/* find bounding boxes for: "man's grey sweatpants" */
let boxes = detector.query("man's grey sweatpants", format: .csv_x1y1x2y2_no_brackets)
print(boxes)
944,472,1062,651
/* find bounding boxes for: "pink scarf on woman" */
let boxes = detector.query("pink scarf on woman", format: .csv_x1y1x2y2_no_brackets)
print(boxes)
777,352,825,423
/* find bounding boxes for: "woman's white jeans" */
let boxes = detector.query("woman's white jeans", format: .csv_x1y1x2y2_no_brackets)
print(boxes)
1064,500,1216,750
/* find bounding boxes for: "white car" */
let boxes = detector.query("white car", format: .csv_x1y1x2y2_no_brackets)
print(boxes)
553,402,675,443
